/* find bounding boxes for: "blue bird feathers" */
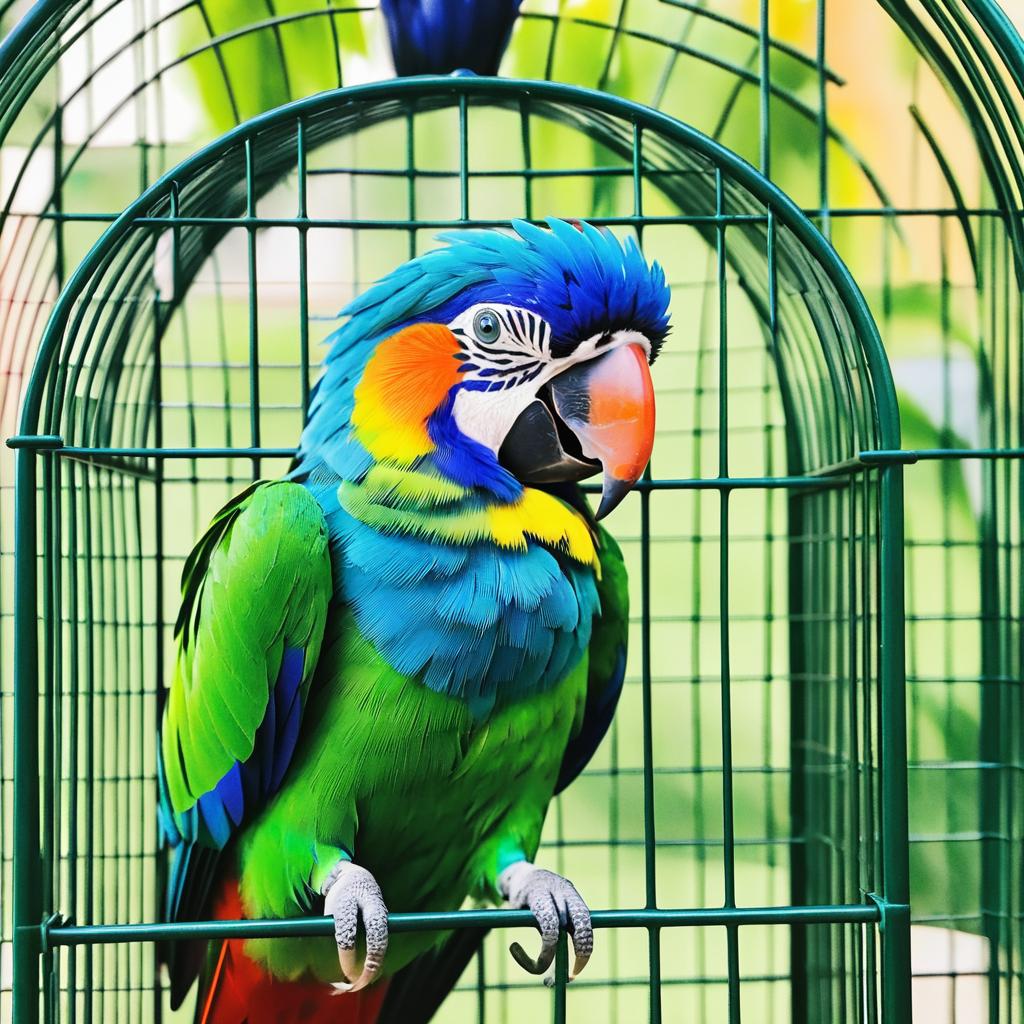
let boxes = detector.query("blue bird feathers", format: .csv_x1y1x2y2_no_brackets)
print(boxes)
289,219,668,715
317,217,669,374
381,0,523,76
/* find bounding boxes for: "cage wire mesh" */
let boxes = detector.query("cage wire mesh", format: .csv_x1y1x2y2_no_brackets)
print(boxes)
0,1,1021,1023
8,75,910,1024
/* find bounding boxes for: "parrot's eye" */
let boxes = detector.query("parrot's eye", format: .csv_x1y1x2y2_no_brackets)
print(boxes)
472,309,502,344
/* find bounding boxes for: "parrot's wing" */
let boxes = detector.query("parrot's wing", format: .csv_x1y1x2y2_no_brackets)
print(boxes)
157,480,332,1002
554,522,629,794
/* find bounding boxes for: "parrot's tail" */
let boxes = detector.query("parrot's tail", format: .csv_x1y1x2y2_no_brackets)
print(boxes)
196,881,388,1024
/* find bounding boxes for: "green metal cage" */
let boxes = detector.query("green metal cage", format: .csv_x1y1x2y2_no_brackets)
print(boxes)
0,2,1022,1023
9,74,912,1023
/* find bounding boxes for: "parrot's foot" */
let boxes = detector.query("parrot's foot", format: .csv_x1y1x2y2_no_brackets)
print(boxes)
499,861,593,982
321,861,389,993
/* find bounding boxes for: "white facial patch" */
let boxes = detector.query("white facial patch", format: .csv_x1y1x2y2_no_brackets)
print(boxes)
451,385,541,454
446,303,653,453
572,328,653,363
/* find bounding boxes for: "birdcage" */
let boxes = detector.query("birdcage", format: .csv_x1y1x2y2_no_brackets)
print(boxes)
5,72,912,1023
0,3,1021,1024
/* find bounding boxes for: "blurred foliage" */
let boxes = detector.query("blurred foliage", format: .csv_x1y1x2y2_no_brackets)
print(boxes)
899,396,982,921
180,0,370,130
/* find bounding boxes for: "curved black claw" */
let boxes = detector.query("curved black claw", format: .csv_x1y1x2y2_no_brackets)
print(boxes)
500,862,593,981
322,861,389,992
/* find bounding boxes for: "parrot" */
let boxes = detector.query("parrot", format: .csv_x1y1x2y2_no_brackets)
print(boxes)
157,218,671,1024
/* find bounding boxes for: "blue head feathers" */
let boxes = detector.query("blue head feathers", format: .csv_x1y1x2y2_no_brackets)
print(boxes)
297,218,670,487
331,218,671,364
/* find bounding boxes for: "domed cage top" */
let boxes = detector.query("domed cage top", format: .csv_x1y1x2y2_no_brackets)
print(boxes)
9,75,910,1022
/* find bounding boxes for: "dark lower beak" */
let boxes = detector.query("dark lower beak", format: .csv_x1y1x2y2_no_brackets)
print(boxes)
498,343,656,519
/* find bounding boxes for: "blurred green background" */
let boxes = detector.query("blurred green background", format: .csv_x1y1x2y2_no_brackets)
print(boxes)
1,1,1022,1022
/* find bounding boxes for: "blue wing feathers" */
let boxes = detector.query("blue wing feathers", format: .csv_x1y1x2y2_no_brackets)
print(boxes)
256,690,277,793
197,789,232,848
159,645,308,852
218,762,246,827
159,645,309,945
271,648,306,791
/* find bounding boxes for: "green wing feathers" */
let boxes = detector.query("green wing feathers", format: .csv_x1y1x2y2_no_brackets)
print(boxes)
556,524,629,793
158,481,332,1005
157,479,332,962
161,481,332,819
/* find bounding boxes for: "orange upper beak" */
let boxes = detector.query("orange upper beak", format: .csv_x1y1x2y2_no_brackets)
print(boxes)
549,342,656,519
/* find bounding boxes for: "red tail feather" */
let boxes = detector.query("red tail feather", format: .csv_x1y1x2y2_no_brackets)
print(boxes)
198,881,388,1024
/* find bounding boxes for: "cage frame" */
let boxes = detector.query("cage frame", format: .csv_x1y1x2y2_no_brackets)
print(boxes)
0,11,1021,1018
6,74,914,1023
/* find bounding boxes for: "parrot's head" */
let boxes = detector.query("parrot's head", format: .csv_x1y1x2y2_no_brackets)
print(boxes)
308,218,670,520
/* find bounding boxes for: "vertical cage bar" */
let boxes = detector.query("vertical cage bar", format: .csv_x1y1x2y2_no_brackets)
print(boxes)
49,452,64,1024
632,122,643,221
458,95,469,222
152,282,167,1024
978,211,1007,1024
405,110,417,260
53,103,65,290
689,232,714,1024
758,0,770,178
297,117,311,420
815,0,829,237
859,472,878,1021
834,462,849,1022
81,469,95,1024
245,137,261,478
715,168,741,1024
65,458,80,1024
639,457,659,1024
846,468,862,1021
520,100,533,222
475,939,485,1024
12,445,42,1024
168,183,182,303
632,119,660,1024
39,452,54,1024
760,203,779,1023
785,353,809,1024
552,932,568,1024
878,463,911,1021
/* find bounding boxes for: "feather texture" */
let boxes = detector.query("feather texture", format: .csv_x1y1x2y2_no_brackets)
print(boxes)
556,525,629,793
159,221,665,1021
158,482,331,1004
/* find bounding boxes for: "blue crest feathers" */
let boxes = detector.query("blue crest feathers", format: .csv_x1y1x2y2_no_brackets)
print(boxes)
330,218,671,364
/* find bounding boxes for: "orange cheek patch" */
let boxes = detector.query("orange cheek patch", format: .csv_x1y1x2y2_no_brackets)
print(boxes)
352,324,463,463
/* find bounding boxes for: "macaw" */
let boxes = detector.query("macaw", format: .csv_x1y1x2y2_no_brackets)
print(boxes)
157,218,670,1024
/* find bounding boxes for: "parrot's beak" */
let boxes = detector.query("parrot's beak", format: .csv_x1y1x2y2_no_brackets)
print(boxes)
551,343,656,519
498,343,656,519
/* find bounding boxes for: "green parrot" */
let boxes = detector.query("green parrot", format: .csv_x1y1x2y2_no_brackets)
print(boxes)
157,218,670,1023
